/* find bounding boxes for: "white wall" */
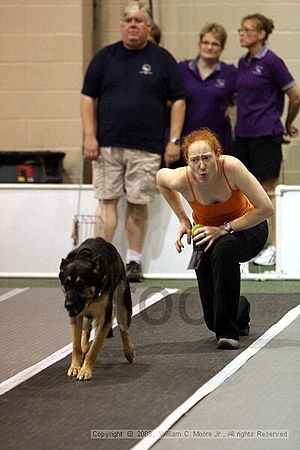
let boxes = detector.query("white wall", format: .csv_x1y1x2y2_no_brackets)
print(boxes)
0,185,299,279
0,185,191,278
276,185,300,277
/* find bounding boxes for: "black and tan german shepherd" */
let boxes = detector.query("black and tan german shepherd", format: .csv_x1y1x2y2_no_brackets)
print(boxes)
59,237,135,381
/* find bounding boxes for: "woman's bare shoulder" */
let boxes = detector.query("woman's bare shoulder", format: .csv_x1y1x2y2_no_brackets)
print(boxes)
221,155,249,189
157,166,187,190
222,154,242,169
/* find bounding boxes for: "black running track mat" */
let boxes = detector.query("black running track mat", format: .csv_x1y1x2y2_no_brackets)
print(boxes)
1,293,299,450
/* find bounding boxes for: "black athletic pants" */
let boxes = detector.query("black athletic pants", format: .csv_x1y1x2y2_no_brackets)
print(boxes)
195,221,268,340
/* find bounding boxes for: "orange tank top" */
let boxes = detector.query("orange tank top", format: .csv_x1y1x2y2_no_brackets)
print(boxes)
185,161,253,226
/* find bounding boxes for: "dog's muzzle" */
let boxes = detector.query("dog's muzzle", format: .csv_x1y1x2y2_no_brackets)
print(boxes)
65,298,84,317
66,309,79,318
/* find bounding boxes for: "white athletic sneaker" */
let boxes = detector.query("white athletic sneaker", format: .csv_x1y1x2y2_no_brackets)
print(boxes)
217,338,239,350
252,245,276,266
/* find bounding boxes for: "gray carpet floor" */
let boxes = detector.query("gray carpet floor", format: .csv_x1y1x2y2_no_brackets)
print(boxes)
1,291,299,450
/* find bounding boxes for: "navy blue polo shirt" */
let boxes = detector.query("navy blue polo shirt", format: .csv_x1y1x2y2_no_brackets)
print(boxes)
235,47,296,138
178,57,237,153
81,41,186,154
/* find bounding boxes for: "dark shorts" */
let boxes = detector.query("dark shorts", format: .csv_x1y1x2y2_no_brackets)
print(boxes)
233,135,282,181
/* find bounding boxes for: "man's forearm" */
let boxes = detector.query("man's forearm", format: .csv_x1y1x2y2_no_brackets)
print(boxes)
169,98,186,140
164,98,186,166
81,94,99,160
81,94,97,138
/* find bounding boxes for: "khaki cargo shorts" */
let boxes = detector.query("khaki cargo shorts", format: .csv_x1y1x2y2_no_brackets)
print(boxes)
92,147,161,204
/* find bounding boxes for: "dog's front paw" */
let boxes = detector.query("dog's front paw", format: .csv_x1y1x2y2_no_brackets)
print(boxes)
77,365,93,381
67,365,81,377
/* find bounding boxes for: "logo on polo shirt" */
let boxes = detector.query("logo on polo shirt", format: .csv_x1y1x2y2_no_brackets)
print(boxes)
215,78,225,88
252,64,263,76
139,64,153,75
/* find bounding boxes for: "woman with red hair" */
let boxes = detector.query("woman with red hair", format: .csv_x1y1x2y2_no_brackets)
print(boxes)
157,128,273,350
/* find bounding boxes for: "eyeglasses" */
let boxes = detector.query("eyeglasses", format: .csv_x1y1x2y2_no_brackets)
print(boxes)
238,28,257,34
200,40,222,48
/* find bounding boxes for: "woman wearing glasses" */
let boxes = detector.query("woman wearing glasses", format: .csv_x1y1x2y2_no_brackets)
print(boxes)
234,13,300,266
169,23,237,167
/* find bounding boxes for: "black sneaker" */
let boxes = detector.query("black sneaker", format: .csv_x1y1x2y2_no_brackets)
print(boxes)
126,261,143,282
239,325,250,336
238,295,250,336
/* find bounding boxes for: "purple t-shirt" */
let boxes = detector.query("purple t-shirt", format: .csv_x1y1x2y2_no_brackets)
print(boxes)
178,58,237,153
235,47,295,138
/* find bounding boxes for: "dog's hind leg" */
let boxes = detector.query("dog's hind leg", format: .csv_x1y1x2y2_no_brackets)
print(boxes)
114,280,135,363
68,316,83,377
120,330,135,363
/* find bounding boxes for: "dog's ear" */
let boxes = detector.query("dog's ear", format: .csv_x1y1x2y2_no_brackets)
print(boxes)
59,259,65,282
59,258,70,280
93,255,109,286
93,255,103,274
59,258,68,271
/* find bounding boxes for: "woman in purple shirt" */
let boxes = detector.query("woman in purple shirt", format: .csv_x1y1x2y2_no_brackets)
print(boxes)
179,23,237,154
234,13,300,266
166,23,237,169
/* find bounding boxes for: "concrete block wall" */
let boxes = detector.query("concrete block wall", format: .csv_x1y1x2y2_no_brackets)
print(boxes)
93,0,300,185
0,0,299,184
0,0,94,183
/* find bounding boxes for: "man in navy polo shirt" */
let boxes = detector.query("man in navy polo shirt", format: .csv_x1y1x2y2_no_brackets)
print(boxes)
81,1,186,281
234,13,300,266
